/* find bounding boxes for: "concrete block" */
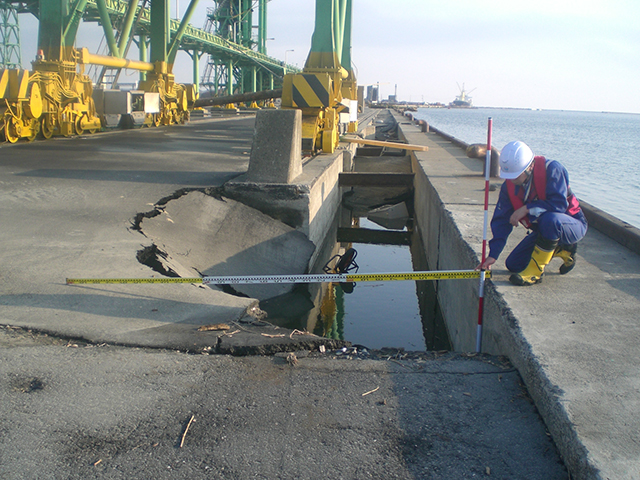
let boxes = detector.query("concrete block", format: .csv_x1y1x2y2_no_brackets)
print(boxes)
247,109,302,183
224,146,351,268
139,191,316,301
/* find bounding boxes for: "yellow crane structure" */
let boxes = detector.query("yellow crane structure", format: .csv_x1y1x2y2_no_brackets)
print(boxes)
0,0,352,146
0,0,195,142
281,0,357,154
0,0,290,143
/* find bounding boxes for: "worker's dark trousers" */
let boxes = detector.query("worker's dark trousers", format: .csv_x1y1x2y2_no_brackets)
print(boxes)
505,211,588,273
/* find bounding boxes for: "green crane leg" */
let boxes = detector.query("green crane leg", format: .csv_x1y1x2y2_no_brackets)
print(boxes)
149,0,169,63
167,0,200,66
241,0,251,47
95,0,120,57
138,35,147,82
62,0,89,44
116,0,139,56
304,0,352,71
258,0,267,54
38,0,67,61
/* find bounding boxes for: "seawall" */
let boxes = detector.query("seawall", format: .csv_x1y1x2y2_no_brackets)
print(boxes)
395,109,640,479
416,119,640,256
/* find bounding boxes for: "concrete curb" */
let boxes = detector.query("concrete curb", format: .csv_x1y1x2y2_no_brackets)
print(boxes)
580,201,640,255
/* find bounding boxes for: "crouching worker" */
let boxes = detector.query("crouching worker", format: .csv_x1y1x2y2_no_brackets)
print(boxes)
477,140,588,286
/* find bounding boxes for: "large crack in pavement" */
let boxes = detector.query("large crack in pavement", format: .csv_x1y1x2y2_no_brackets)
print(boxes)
131,188,316,301
124,188,352,355
130,186,226,234
135,244,180,278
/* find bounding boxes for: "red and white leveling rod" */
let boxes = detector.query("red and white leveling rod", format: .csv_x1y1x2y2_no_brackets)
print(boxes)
476,117,493,353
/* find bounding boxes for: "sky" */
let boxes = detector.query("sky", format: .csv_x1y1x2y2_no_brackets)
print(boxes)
16,0,640,114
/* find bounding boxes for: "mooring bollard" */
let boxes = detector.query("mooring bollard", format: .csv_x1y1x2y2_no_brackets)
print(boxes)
466,143,501,178
489,147,500,178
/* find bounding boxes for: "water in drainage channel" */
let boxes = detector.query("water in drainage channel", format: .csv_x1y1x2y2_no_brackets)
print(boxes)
261,214,452,352
261,113,452,351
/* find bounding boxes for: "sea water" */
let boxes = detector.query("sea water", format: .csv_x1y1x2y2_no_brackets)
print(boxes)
412,108,640,229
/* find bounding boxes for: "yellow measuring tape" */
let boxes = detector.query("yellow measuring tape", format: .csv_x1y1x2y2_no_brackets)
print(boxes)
66,270,489,285
66,277,204,284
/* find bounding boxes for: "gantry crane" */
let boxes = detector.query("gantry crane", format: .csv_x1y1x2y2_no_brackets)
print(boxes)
0,0,194,141
0,0,293,142
281,0,357,154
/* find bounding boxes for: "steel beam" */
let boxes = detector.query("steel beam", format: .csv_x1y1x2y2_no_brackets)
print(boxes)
79,46,154,71
137,34,147,81
95,0,120,57
167,0,199,65
115,0,138,56
62,0,89,44
258,0,266,54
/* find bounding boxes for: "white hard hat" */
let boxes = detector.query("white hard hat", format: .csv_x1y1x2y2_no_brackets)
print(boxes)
499,141,534,179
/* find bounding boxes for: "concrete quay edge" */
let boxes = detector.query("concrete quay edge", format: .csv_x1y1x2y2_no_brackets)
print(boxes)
393,110,640,480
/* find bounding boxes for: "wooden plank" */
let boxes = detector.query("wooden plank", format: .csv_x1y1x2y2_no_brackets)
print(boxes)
337,227,411,246
340,136,428,152
339,172,414,187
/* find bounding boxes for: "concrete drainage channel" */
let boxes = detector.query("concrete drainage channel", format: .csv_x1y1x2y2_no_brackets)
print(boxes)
287,145,452,351
130,136,451,353
249,210,453,352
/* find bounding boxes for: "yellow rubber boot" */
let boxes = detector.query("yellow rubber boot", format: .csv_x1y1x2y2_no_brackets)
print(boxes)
553,243,578,275
510,238,558,286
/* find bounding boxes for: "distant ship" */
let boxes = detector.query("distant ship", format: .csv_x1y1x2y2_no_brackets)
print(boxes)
450,83,476,108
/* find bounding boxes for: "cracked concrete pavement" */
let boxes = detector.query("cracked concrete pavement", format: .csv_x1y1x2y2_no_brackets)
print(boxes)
0,116,568,478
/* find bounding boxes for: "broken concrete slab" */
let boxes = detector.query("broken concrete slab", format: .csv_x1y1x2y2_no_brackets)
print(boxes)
215,319,347,355
105,312,348,355
139,191,316,300
367,202,410,230
224,147,349,269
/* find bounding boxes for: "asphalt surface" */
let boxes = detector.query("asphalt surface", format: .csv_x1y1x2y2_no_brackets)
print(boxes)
0,115,568,479
0,326,566,480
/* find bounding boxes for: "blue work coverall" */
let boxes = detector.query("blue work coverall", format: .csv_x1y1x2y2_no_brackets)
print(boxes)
488,159,588,273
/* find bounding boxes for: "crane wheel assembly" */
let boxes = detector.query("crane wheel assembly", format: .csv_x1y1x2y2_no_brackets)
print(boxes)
0,69,44,143
0,49,193,143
